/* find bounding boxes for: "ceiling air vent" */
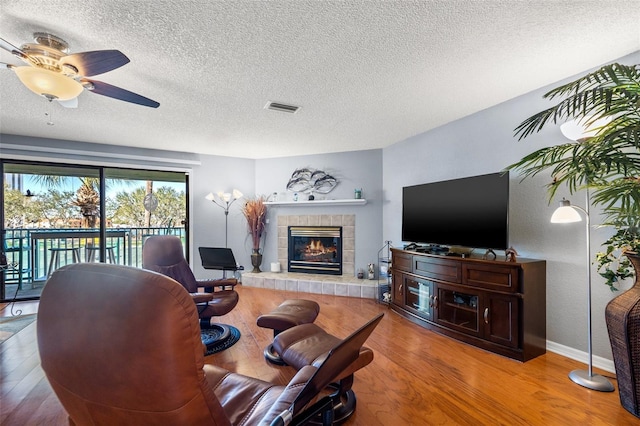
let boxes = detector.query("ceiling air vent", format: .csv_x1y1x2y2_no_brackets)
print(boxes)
265,101,300,114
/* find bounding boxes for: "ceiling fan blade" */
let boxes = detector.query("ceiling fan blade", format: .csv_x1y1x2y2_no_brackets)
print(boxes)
0,37,26,57
61,50,130,77
57,97,78,108
82,79,160,108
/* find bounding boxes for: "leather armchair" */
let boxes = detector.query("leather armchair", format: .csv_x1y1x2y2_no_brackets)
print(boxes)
142,235,239,327
37,263,382,425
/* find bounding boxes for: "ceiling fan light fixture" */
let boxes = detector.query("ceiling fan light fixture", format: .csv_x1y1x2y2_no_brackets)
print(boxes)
14,66,83,101
3,33,158,107
32,32,69,52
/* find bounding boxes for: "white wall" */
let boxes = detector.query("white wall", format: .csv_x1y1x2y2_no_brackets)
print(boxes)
382,51,640,361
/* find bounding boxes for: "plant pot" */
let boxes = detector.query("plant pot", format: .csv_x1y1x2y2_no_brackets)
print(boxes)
250,249,263,273
605,252,640,418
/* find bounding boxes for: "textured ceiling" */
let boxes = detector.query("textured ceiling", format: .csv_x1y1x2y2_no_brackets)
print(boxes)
0,1,638,159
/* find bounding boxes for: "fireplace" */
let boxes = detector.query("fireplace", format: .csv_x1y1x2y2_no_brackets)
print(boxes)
288,226,342,275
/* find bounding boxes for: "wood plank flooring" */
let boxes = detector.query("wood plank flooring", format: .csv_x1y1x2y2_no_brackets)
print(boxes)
1,285,638,425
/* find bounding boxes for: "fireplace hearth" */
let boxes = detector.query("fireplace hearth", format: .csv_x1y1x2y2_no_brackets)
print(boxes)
288,226,342,275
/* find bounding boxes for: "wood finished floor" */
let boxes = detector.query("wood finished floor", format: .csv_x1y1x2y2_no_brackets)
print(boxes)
1,285,638,425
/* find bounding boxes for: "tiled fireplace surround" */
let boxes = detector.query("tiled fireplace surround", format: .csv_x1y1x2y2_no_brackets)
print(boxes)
241,214,377,299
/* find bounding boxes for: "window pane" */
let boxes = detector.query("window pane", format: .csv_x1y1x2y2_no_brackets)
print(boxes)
3,163,101,300
2,162,188,302
104,168,187,268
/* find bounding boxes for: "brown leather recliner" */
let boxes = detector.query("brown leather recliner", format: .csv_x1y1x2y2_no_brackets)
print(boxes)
142,235,239,328
37,263,383,425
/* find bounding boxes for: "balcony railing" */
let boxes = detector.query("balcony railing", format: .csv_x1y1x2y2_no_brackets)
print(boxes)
3,227,185,295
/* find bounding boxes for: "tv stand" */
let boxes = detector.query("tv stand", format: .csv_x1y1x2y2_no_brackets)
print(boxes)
390,248,546,361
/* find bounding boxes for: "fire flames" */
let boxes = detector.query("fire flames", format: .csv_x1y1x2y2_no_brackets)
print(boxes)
303,239,337,259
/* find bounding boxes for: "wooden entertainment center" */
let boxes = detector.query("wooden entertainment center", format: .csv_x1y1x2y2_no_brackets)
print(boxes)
390,248,546,361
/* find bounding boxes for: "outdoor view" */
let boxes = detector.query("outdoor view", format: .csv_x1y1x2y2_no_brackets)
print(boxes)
2,162,187,301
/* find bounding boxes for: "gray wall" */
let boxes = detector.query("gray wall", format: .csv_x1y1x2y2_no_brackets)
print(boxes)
190,155,255,278
2,50,638,364
382,50,640,360
254,149,383,275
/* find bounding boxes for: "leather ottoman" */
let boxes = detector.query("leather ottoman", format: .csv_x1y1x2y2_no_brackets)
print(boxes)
257,299,320,364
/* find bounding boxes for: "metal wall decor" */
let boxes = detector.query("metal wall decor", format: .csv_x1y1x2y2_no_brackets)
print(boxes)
286,168,338,194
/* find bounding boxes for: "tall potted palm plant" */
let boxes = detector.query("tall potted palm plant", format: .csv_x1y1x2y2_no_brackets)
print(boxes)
507,62,639,416
242,196,267,272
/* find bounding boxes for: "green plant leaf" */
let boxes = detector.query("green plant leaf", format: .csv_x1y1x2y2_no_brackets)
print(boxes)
507,62,640,289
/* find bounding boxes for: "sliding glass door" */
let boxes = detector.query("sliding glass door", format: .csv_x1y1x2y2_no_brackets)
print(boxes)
104,168,188,268
1,160,188,302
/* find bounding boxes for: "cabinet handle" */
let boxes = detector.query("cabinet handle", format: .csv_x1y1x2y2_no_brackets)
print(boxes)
484,307,489,324
433,296,438,309
399,284,403,294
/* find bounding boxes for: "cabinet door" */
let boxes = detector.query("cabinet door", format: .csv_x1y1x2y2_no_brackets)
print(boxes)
463,263,520,293
483,293,519,348
391,271,405,305
414,256,461,283
434,284,482,337
405,277,434,321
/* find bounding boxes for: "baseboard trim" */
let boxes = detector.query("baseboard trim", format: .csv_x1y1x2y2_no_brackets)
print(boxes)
547,340,615,373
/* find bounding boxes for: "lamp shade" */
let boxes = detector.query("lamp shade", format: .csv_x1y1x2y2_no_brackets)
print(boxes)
206,190,242,203
550,199,582,223
560,120,586,141
14,66,83,101
560,116,612,141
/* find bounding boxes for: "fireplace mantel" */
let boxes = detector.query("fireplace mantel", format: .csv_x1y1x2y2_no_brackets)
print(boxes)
265,199,366,207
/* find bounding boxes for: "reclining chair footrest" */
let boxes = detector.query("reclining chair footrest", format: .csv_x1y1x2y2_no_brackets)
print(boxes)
257,299,320,364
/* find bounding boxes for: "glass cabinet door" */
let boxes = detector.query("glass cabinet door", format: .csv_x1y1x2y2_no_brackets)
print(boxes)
405,277,434,320
435,284,482,336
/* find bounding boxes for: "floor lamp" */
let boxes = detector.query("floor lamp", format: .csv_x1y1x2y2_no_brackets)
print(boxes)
205,189,243,248
550,193,614,392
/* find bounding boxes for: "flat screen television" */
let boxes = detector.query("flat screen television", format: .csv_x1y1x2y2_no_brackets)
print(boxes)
401,172,509,250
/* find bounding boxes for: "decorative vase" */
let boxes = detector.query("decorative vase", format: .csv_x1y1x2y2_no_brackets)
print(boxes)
251,249,263,273
605,253,640,418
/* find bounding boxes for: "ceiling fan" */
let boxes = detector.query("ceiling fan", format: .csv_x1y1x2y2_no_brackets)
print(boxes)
0,32,159,108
